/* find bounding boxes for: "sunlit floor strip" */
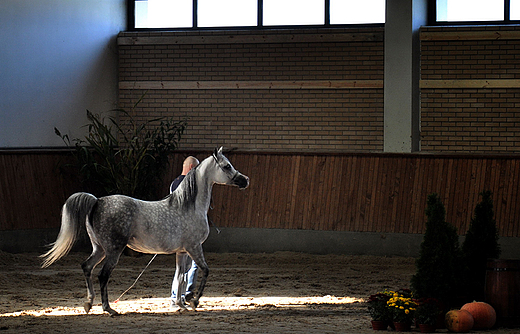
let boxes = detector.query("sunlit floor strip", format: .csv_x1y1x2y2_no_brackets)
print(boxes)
0,295,363,317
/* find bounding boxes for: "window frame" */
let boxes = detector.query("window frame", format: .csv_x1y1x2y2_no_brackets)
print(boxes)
127,0,385,31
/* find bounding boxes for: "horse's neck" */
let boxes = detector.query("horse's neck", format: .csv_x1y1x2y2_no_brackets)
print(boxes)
194,166,214,212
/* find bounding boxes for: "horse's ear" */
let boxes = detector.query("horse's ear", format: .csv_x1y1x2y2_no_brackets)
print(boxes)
214,146,223,158
212,147,220,161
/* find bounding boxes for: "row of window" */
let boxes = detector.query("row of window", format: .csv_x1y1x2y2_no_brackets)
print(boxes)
132,0,520,29
134,0,385,28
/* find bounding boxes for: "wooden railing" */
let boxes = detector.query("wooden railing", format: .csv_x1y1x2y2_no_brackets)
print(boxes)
2,150,519,237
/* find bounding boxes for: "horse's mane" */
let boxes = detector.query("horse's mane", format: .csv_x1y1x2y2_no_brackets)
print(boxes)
168,165,198,209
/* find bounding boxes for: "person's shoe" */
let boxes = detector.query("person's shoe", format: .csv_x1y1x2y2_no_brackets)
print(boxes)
185,291,194,302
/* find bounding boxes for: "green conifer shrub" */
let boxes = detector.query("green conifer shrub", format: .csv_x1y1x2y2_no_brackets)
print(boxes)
462,190,501,300
411,193,464,309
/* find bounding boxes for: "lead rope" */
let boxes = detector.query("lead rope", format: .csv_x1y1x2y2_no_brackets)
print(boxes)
209,199,221,234
114,253,158,303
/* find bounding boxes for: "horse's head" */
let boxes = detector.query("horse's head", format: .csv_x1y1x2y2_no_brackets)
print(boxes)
211,147,250,189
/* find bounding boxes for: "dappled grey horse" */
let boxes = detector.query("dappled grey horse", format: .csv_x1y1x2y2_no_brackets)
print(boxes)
41,147,249,315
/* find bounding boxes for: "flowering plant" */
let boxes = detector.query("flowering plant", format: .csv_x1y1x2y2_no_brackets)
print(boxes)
367,290,393,322
415,298,441,326
386,289,417,323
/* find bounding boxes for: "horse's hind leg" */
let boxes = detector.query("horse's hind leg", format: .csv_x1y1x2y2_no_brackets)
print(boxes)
186,245,209,310
81,244,105,314
98,250,123,316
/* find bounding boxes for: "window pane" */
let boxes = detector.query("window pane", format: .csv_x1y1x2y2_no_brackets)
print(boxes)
437,0,503,22
263,0,324,26
511,0,520,20
330,0,385,24
198,0,257,27
135,0,192,28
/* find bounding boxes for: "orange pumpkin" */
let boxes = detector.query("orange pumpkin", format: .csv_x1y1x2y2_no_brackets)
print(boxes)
445,309,474,332
461,301,496,329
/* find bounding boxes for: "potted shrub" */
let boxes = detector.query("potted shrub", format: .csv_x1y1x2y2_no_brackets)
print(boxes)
367,291,393,330
415,298,441,333
56,106,187,200
387,290,417,332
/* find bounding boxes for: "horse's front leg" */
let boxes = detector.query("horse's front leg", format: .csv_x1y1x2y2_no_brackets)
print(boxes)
172,252,189,311
186,245,209,310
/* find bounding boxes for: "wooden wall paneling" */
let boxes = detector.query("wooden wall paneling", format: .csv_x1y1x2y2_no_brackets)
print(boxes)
402,157,417,234
459,158,473,233
331,156,348,231
337,155,351,231
364,156,377,232
382,156,397,232
451,158,464,229
390,158,403,233
318,156,331,231
497,160,508,237
317,156,336,230
249,154,268,229
314,156,329,231
3,151,520,237
242,154,260,228
377,156,392,233
411,157,426,233
354,156,367,232
348,155,361,231
399,157,413,234
489,159,501,235
272,154,294,228
384,157,397,233
445,158,456,227
377,157,388,232
266,154,281,228
288,155,301,229
500,159,516,237
365,156,378,232
332,156,346,231
294,154,312,230
508,160,520,237
0,155,17,230
501,159,515,237
300,155,317,230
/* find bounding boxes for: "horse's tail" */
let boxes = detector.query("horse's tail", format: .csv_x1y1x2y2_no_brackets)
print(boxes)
40,192,98,268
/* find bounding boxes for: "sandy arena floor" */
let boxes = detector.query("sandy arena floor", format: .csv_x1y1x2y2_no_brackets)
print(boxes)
0,251,517,333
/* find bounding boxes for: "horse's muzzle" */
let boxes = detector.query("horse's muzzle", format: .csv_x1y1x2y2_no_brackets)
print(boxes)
234,173,250,190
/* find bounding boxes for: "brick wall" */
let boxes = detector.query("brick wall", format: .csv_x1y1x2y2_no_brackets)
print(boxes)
420,26,520,153
118,28,384,152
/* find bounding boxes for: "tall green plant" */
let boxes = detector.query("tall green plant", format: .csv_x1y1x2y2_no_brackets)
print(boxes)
411,193,464,309
56,105,187,200
462,190,501,300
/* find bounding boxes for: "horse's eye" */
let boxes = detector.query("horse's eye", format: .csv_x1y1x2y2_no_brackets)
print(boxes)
223,165,232,170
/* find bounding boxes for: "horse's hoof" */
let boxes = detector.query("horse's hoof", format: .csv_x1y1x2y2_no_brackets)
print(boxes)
105,308,119,317
108,310,120,317
84,302,92,314
189,299,199,310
